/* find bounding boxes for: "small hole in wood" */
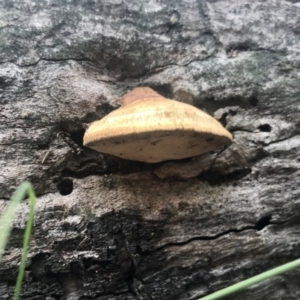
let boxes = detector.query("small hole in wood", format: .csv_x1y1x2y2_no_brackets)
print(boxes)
258,124,272,132
57,178,73,196
255,215,272,231
249,96,259,107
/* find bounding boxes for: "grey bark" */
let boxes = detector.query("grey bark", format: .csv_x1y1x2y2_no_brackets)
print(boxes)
1,0,300,299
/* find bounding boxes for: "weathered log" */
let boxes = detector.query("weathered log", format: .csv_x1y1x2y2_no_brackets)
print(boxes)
1,0,300,299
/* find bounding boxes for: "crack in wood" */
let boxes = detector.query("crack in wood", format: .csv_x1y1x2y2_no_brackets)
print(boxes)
136,220,288,256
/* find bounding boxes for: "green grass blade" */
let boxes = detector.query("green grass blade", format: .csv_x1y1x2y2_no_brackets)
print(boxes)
199,258,300,300
0,181,36,300
13,182,36,300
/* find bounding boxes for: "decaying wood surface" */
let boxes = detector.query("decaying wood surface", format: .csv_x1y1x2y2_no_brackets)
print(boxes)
1,0,300,299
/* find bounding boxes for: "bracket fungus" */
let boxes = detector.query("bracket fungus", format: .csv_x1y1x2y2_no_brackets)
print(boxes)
83,87,233,163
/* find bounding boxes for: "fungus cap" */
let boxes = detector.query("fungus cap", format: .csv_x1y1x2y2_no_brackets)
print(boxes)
83,87,233,163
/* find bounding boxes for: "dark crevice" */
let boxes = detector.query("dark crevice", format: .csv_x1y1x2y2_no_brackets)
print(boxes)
139,83,174,99
56,103,114,150
41,57,95,64
195,94,260,116
198,168,252,185
196,95,242,115
248,148,269,163
264,134,298,146
80,289,132,299
82,102,116,124
218,109,237,127
57,123,86,147
11,57,97,68
57,178,73,195
140,58,209,79
137,219,285,256
285,0,300,3
230,128,254,133
69,128,86,147
206,146,229,172
226,40,270,53
0,77,13,87
231,131,299,149
255,215,272,231
219,112,228,127
258,124,272,132
61,168,107,179
249,96,259,107
125,262,137,296
118,221,153,299
107,217,138,297
36,141,51,150
28,253,52,282
60,158,150,179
